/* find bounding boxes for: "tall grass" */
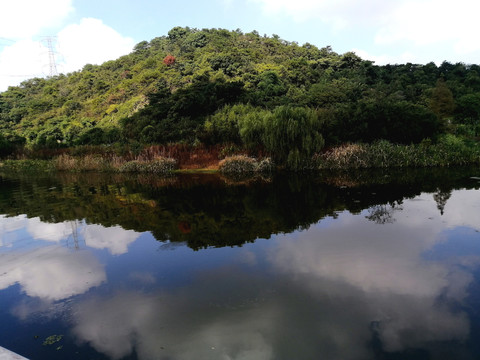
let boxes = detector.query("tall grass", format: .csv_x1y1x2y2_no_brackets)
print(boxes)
316,137,480,170
0,159,54,172
54,154,111,171
53,154,177,173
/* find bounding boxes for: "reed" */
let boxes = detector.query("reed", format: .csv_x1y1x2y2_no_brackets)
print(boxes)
316,137,480,170
53,154,176,173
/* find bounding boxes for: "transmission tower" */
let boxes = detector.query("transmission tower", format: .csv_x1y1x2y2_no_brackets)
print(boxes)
41,36,59,77
67,220,85,250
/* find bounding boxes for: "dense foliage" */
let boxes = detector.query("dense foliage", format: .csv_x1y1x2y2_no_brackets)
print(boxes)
1,27,480,168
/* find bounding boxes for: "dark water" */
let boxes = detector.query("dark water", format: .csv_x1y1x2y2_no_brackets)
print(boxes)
0,168,480,360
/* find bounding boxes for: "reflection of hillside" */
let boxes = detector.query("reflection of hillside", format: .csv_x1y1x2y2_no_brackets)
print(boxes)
0,167,479,250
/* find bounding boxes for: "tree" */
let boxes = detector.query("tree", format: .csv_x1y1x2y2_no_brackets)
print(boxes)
250,71,287,107
433,189,451,215
455,93,480,136
430,78,455,122
261,106,325,169
163,55,176,66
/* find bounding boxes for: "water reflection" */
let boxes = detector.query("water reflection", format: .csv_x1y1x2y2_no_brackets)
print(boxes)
0,245,105,301
0,215,141,254
268,193,476,356
0,168,479,250
83,224,140,255
0,168,479,359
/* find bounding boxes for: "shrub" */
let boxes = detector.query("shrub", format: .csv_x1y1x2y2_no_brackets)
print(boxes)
219,155,257,173
145,157,177,173
118,157,177,173
256,157,275,172
118,160,142,172
316,144,367,169
219,155,275,173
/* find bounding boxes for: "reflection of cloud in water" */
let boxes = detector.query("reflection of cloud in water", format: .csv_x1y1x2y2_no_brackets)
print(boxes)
13,189,480,359
1,213,141,255
0,245,106,301
72,271,277,360
26,217,72,242
268,194,475,352
70,192,479,359
0,214,27,246
441,190,480,230
128,271,156,285
70,256,470,360
83,224,140,255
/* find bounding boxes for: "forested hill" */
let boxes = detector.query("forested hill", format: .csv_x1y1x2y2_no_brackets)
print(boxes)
1,26,479,161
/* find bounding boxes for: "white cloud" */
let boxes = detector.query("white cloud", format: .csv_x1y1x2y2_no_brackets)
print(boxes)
57,18,135,73
84,224,140,255
253,0,479,49
370,0,480,62
0,0,73,39
353,48,422,65
251,0,395,27
0,245,106,300
252,0,480,64
375,0,480,48
0,39,47,91
0,17,135,91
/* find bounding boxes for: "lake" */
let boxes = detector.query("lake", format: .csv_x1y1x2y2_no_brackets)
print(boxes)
0,167,480,360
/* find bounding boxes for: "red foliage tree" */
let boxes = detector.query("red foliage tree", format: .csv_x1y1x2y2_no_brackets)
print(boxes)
163,55,176,66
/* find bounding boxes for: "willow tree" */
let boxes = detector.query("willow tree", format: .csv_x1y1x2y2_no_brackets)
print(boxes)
262,105,324,169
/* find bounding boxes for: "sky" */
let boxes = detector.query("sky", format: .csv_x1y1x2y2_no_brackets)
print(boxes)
1,0,479,91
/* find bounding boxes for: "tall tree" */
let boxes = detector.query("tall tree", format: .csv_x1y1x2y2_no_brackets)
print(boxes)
429,78,455,123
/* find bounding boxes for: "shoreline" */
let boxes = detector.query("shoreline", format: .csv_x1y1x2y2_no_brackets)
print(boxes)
1,139,479,174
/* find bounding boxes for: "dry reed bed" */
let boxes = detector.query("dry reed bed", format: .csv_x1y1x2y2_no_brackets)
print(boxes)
53,154,177,173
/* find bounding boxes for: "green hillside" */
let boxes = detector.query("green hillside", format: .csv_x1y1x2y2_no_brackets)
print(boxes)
1,27,480,167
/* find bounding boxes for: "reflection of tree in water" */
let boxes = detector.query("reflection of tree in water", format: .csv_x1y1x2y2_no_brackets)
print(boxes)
366,202,403,224
433,189,452,215
0,168,478,249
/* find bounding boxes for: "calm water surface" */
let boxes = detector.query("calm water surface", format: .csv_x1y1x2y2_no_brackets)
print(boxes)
0,168,480,360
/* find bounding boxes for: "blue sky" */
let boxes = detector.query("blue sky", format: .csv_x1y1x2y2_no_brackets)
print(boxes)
1,0,479,91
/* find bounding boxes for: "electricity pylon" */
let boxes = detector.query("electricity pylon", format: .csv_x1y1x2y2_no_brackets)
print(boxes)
41,36,59,77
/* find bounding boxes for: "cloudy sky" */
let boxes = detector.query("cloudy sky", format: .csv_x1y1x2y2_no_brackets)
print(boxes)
1,0,479,91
